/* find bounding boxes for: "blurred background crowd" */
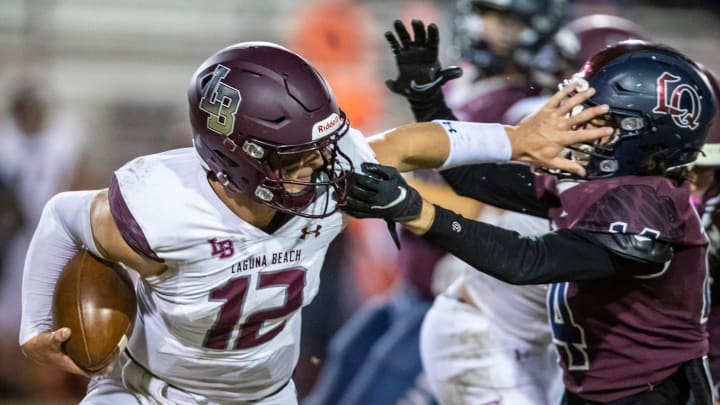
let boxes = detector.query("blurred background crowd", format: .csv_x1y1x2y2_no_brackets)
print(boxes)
0,0,718,403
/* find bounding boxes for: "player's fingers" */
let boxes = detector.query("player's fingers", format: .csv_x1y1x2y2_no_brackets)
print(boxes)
348,183,377,203
363,163,396,180
545,82,580,109
343,197,373,217
427,23,439,49
440,66,463,82
384,31,401,54
567,104,610,127
393,20,412,49
411,19,426,45
557,88,596,115
546,157,587,177
58,355,92,377
350,172,381,192
561,127,614,146
51,327,71,345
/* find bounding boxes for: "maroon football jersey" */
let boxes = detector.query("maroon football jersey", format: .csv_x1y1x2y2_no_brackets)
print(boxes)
536,175,709,402
447,74,541,124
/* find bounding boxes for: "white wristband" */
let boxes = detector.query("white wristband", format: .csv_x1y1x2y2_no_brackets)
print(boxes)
433,120,512,169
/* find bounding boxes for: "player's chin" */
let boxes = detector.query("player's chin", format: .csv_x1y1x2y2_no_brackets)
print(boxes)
285,183,314,197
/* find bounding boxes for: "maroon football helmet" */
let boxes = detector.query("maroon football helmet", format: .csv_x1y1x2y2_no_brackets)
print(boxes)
566,14,646,66
189,42,353,218
530,14,645,89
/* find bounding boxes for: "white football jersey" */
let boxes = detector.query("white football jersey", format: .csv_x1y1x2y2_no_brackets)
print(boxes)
441,209,553,344
111,129,374,402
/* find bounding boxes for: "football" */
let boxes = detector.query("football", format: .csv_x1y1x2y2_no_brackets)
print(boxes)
53,249,136,373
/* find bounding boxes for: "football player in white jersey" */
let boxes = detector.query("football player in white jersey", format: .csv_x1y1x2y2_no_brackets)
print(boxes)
420,210,563,405
18,41,611,404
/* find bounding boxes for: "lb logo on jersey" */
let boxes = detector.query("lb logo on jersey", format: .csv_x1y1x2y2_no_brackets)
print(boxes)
653,72,702,130
199,65,242,136
209,238,235,259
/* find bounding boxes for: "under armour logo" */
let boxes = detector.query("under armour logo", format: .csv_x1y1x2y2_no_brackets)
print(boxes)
440,121,457,133
300,225,322,240
451,221,462,233
209,238,234,259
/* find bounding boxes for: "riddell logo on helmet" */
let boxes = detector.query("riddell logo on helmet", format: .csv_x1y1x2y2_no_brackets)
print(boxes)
312,113,342,140
653,72,702,130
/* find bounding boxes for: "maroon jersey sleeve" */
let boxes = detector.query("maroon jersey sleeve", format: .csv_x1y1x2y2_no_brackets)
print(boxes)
108,175,162,261
455,81,541,124
541,176,706,246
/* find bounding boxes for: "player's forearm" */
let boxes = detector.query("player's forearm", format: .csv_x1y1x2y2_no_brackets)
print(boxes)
407,94,457,122
369,121,512,173
400,199,436,235
19,191,102,345
440,163,552,218
369,122,450,171
417,205,621,284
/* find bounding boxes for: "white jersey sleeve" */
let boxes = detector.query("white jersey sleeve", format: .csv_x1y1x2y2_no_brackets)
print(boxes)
464,211,553,344
340,127,377,167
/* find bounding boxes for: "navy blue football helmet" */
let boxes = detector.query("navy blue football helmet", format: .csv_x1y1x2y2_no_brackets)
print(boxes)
564,40,717,178
453,0,567,76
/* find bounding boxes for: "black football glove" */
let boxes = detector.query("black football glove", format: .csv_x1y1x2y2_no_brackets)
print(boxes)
343,163,422,222
385,19,463,103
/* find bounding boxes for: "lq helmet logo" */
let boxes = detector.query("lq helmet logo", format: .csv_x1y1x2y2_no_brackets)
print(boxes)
199,65,242,136
652,72,702,130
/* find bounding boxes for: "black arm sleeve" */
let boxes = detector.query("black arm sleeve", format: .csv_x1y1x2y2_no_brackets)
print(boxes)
422,205,666,284
440,163,554,218
410,93,458,122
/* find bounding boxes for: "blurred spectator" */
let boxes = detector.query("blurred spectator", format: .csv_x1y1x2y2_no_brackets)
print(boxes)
0,79,87,400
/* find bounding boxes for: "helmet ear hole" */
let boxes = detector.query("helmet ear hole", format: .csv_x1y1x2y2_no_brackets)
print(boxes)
215,151,239,168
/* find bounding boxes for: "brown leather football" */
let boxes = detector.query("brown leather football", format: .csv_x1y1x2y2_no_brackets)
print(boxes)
53,249,136,373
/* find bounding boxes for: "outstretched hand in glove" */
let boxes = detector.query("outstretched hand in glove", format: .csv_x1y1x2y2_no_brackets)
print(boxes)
385,19,463,102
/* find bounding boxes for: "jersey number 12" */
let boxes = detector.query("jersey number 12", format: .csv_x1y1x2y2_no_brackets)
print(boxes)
203,268,306,350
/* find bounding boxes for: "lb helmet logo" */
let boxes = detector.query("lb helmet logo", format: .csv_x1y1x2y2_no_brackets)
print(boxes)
652,72,702,129
199,65,242,136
